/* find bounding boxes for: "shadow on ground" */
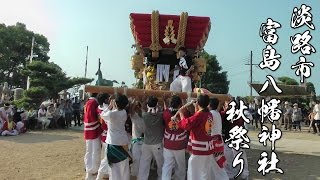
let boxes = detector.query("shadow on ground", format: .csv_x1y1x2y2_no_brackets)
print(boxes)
0,130,79,143
147,148,320,180
242,149,319,180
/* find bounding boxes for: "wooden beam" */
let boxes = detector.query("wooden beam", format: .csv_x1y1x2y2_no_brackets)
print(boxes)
84,85,231,102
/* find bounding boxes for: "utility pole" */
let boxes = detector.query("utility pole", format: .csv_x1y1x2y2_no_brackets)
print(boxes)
85,46,88,78
245,51,259,97
26,37,35,90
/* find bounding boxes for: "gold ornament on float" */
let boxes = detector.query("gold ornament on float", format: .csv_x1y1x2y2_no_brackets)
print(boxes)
194,58,207,73
192,71,201,82
163,20,177,45
138,70,143,79
131,54,144,71
145,66,157,90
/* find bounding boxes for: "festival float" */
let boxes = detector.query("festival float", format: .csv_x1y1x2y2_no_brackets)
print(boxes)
85,11,231,102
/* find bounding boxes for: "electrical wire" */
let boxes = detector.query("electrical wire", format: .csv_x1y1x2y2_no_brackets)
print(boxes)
229,70,249,77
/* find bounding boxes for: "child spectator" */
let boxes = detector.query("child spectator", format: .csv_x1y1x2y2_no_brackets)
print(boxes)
73,98,81,126
38,104,50,130
47,104,56,129
308,108,316,133
1,114,18,136
292,103,302,131
65,99,73,127
12,106,26,133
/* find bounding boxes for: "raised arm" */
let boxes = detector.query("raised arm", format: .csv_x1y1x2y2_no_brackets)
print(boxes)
100,100,114,122
178,111,197,131
128,98,136,117
139,95,147,112
37,109,41,118
163,94,170,110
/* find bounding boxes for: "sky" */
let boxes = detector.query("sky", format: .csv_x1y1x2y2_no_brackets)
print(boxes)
0,0,320,96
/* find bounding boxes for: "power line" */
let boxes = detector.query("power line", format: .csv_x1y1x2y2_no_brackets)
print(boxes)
229,70,248,77
254,65,280,81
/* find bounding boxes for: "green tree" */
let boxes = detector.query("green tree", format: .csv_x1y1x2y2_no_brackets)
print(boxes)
277,77,316,105
24,61,93,99
132,79,144,89
14,87,49,109
306,82,316,94
199,51,229,94
15,61,93,109
0,22,50,88
278,76,299,85
306,82,316,101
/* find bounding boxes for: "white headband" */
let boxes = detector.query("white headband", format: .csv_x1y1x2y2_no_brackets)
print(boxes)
147,104,158,113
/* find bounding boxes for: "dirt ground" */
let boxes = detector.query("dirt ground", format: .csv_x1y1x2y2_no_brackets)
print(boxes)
0,127,320,180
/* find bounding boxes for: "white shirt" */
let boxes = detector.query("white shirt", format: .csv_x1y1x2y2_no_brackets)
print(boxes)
101,109,129,145
313,104,320,120
244,110,253,121
46,110,53,119
0,107,12,122
179,57,188,69
38,109,47,118
210,110,222,136
0,107,7,122
0,108,6,130
243,110,253,130
131,113,145,138
99,103,109,112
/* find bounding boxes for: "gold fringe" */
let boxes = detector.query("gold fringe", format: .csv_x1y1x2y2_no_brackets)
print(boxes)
174,12,188,52
149,10,162,58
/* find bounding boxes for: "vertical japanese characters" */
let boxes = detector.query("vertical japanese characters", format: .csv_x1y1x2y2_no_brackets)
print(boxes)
259,18,282,94
225,98,284,177
225,100,250,178
257,98,283,175
253,16,285,176
290,4,315,83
